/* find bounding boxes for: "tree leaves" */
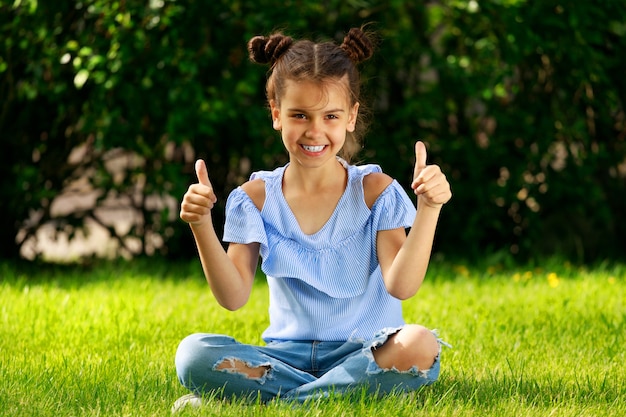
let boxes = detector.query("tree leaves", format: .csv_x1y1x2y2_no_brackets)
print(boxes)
1,0,625,262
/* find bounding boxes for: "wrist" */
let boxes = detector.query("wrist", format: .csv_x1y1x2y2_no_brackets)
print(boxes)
189,219,214,232
417,199,444,211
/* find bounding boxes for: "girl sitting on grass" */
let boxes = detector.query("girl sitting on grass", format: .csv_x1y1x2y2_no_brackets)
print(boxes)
174,26,452,408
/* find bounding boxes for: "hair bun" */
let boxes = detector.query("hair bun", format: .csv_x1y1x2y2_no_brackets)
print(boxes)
248,33,294,65
340,28,374,64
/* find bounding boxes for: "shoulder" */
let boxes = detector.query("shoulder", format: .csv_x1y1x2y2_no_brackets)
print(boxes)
240,178,266,211
239,165,286,211
362,171,393,209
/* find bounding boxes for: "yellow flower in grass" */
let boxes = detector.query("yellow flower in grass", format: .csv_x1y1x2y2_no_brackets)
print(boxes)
547,272,560,288
513,271,534,283
454,265,470,277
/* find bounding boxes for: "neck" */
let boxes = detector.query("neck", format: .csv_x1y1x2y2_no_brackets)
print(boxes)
284,158,347,193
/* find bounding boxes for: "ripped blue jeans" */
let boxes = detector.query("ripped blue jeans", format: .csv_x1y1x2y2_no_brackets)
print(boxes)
175,327,443,402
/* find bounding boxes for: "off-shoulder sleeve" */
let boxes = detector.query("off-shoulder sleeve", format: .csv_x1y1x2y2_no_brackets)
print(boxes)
222,187,268,246
370,180,416,231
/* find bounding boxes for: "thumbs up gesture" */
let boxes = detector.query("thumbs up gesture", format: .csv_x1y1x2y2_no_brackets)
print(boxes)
180,159,218,226
411,141,452,209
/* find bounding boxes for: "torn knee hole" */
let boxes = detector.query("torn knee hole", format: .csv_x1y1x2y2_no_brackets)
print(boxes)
215,358,271,379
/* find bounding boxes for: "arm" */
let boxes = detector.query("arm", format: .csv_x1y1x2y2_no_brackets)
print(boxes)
180,160,259,311
376,141,452,300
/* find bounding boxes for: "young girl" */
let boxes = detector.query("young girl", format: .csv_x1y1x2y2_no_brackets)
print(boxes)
174,27,452,408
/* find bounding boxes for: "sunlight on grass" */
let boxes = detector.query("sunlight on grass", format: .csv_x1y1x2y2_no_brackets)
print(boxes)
0,259,624,416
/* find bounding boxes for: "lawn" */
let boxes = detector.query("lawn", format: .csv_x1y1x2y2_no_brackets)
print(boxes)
0,258,623,416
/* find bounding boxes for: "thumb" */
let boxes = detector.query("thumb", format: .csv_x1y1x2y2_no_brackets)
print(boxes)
413,141,428,179
195,159,212,187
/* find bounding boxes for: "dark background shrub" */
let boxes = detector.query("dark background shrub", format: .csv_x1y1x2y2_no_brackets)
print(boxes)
1,0,624,264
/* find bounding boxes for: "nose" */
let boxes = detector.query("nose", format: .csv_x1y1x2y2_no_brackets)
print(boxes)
305,118,323,139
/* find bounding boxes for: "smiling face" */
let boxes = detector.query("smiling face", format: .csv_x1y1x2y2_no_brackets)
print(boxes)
270,77,359,169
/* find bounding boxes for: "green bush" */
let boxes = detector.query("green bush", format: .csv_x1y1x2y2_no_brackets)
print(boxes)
1,0,624,263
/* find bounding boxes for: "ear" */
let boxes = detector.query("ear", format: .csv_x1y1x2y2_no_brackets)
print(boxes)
270,99,282,131
346,102,359,133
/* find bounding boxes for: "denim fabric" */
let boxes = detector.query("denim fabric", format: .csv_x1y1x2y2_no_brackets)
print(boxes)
175,327,443,403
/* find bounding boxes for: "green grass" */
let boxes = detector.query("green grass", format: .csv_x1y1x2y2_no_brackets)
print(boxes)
1,259,624,416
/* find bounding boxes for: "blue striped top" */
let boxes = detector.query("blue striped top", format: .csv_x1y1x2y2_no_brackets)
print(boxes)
223,161,416,342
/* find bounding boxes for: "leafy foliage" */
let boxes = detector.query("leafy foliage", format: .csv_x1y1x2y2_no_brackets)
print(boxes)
1,0,624,262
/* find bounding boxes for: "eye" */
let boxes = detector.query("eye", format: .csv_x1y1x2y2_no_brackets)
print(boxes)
326,114,339,120
291,113,307,119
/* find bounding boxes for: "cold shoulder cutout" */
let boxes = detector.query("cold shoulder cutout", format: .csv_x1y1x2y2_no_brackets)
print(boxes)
363,172,394,209
240,178,266,211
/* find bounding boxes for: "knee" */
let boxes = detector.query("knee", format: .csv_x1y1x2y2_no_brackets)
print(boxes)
402,324,440,365
175,333,232,388
373,325,439,372
175,334,204,387
403,324,439,350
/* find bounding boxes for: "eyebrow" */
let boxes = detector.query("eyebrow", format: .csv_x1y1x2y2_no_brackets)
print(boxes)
287,108,346,113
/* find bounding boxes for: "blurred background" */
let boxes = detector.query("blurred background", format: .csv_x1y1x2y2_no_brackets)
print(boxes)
1,0,624,265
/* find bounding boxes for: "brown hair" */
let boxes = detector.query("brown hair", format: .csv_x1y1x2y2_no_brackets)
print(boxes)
247,28,374,163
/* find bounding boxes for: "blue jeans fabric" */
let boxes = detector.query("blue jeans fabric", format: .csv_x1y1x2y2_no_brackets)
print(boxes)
175,327,443,402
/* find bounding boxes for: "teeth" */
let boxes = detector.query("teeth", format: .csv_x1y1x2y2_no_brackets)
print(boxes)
303,145,325,152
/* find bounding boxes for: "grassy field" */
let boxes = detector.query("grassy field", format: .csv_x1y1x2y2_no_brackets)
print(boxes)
0,258,624,416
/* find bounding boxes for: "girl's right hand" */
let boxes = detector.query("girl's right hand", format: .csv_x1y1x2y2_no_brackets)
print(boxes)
179,159,217,226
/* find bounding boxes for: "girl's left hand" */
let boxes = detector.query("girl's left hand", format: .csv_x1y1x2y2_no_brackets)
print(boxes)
411,141,452,209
